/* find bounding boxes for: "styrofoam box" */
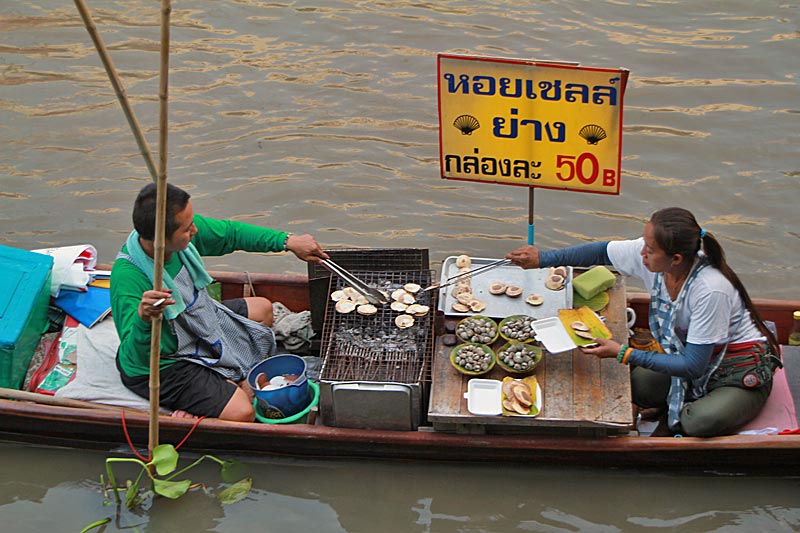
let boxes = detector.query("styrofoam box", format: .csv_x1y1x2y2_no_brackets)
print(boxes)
0,245,53,389
463,378,502,416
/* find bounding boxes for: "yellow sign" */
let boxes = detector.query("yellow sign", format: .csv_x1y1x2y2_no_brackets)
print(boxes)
438,54,629,194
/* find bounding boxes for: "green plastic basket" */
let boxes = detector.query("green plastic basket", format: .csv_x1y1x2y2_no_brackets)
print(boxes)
253,380,320,424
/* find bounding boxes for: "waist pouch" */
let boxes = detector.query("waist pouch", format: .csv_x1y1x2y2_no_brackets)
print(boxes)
707,341,782,391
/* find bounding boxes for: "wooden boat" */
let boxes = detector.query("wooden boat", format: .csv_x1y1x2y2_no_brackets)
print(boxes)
1,269,798,473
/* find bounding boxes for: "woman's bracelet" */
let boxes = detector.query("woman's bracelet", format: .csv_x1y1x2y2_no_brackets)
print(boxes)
617,345,633,365
617,344,628,363
282,232,293,251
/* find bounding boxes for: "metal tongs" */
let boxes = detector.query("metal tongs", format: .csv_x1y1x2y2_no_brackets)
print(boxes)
321,259,389,306
421,258,512,293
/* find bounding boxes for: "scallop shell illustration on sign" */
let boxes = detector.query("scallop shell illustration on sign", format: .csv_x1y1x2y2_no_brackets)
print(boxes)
453,114,480,135
579,124,607,145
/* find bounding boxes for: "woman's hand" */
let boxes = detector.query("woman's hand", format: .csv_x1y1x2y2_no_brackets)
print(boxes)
579,337,622,359
285,234,330,263
138,289,174,322
505,245,541,269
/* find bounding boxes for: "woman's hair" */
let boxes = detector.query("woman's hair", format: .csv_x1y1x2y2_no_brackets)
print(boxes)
650,207,779,354
132,182,191,241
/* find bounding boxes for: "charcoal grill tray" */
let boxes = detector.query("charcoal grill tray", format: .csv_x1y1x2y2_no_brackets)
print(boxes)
319,269,435,384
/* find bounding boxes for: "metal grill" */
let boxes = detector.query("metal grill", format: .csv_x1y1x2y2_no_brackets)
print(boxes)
319,269,435,384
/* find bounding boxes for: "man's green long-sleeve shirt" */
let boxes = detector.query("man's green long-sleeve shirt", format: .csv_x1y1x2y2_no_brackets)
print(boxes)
110,214,288,377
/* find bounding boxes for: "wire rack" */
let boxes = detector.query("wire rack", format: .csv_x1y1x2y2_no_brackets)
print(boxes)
319,269,435,384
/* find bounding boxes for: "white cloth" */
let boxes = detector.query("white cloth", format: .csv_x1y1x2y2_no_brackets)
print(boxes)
33,244,97,297
606,238,762,346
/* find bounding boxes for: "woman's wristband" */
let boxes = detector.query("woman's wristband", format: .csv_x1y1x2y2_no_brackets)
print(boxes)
617,345,633,365
282,233,293,251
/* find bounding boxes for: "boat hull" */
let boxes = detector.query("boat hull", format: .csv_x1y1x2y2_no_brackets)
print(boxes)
2,269,799,472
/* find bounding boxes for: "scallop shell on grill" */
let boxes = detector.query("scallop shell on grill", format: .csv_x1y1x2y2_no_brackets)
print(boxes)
406,304,430,316
357,304,378,316
455,254,472,268
335,300,356,314
550,266,568,279
395,314,415,329
330,290,347,301
403,283,421,294
390,301,409,312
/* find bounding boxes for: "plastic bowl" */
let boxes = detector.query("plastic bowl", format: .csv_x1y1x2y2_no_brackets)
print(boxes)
499,315,536,344
450,342,496,376
496,341,542,375
253,381,320,424
455,315,499,345
247,354,309,419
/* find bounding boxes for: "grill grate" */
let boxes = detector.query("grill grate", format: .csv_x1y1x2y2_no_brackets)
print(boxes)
319,269,435,384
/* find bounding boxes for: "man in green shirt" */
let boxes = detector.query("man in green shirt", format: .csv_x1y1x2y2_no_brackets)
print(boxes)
111,183,328,421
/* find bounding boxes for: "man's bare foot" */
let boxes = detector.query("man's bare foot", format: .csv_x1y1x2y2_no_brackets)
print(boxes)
170,409,198,419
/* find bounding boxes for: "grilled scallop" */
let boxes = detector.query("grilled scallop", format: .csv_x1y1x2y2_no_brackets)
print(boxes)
451,302,470,313
395,314,415,328
504,285,523,298
455,254,472,268
570,321,590,331
390,301,409,312
525,293,544,306
489,282,507,295
403,283,421,294
335,300,356,314
357,304,378,316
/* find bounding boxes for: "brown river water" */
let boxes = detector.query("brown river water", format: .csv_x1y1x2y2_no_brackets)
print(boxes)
1,0,799,531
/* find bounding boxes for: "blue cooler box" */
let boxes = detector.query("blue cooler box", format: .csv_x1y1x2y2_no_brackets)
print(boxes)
0,245,53,389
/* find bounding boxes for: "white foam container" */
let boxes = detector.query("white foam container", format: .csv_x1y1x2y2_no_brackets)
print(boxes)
463,378,502,416
530,316,577,354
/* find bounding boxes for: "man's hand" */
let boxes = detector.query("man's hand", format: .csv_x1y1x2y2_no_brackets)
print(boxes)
505,245,542,270
138,289,174,322
285,234,329,263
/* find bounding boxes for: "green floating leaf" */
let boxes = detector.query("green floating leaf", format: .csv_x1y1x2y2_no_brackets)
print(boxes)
153,478,192,499
220,460,248,483
217,478,253,505
151,444,179,476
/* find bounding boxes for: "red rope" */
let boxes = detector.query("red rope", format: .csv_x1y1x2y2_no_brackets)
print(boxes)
175,416,206,450
120,409,149,462
120,409,207,461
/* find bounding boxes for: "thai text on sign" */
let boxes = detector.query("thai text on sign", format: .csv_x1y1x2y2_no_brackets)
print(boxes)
438,54,629,194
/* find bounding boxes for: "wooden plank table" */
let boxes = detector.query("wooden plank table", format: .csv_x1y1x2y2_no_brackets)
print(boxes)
428,273,634,436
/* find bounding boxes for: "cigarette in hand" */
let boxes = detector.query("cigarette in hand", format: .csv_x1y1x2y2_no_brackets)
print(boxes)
152,298,166,309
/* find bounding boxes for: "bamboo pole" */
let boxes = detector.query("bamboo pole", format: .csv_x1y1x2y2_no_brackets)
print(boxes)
0,387,140,412
73,0,158,182
147,0,172,459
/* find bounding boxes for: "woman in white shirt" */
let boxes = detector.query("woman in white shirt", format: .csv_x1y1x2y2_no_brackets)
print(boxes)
506,207,781,437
